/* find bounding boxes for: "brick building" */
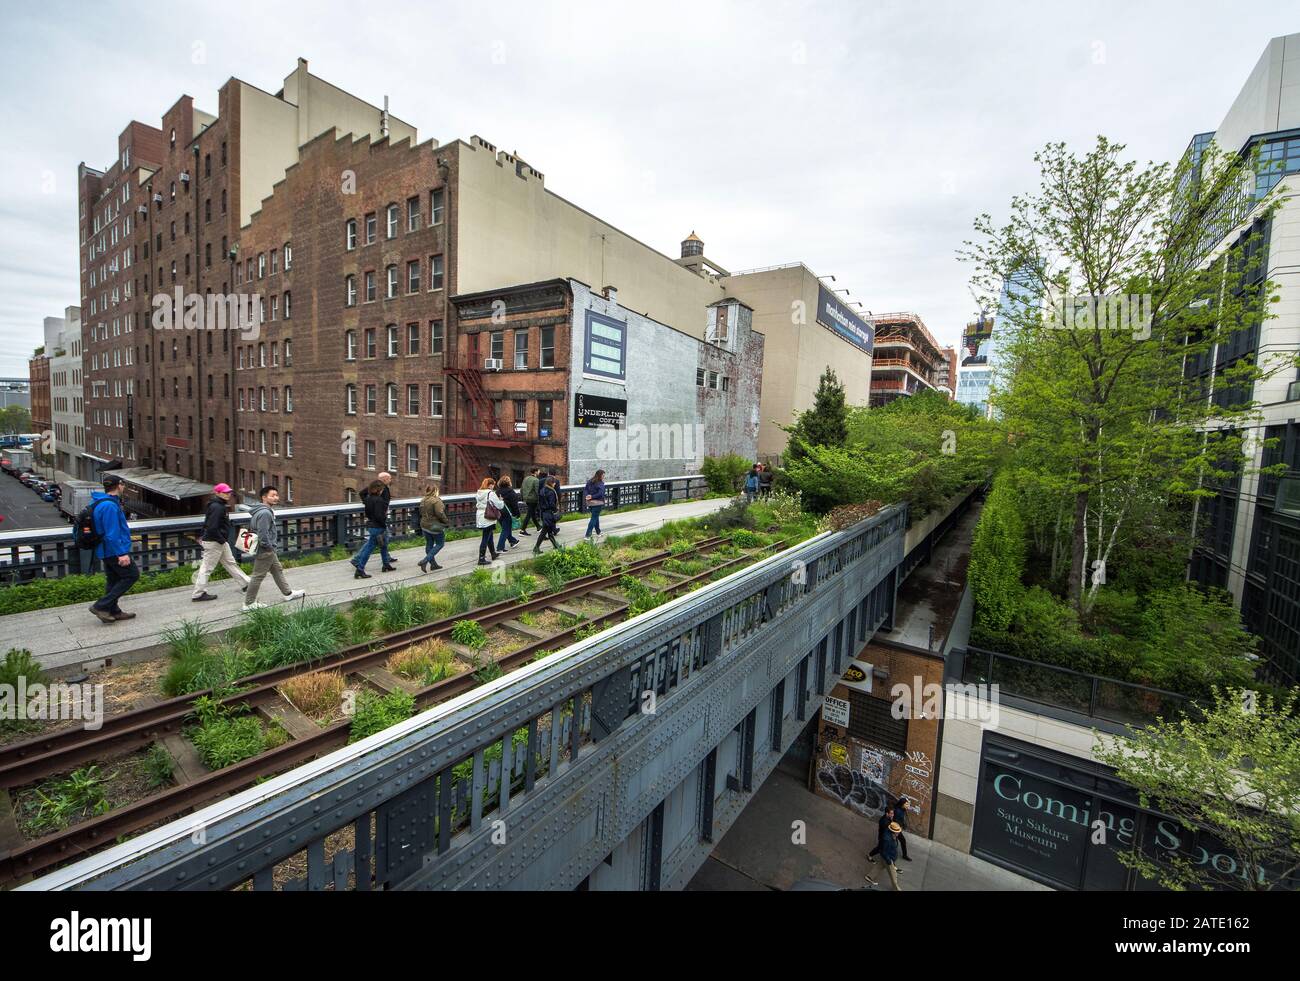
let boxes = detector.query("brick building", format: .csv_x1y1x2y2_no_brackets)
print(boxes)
444,279,763,491
77,60,413,514
27,351,50,447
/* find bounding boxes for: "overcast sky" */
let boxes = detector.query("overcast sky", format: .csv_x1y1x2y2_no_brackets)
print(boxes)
0,0,1295,376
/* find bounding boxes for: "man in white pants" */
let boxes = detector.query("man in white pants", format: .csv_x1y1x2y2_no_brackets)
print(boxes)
192,482,251,601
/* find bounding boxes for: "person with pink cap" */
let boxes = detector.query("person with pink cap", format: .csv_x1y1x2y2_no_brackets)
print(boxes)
192,482,251,601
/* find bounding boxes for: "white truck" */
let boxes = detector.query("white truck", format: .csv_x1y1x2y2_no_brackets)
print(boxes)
59,480,100,521
4,447,34,473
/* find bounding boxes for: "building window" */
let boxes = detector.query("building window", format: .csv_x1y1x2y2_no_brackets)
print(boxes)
541,326,555,368
387,324,399,357
386,440,398,472
696,367,706,387
407,322,420,355
406,443,419,474
430,319,444,354
283,291,291,319
285,386,293,413
365,271,376,302
365,212,376,244
514,330,529,370
429,383,444,417
365,440,376,469
407,384,419,415
346,384,356,414
284,339,292,366
386,265,398,299
346,275,357,306
407,196,420,232
365,327,377,358
407,259,420,294
285,433,293,458
584,311,626,379
345,330,357,361
284,243,292,270
431,188,444,225
428,254,444,291
365,384,377,414
285,477,293,503
386,203,399,239
539,400,553,438
270,248,279,275
490,332,504,361
386,383,398,415
346,219,357,250
428,446,442,477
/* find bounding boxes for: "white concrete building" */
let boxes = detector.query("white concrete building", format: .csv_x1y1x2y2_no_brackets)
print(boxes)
44,306,88,481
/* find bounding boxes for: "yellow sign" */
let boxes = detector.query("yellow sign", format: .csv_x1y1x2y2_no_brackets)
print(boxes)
827,742,848,765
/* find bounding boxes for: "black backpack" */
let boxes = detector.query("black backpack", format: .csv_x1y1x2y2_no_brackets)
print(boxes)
74,500,104,550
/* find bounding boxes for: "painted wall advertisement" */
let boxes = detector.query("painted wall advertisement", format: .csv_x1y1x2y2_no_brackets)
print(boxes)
816,285,875,355
572,392,627,430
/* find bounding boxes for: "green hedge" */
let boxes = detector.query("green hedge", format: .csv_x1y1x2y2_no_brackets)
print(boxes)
969,472,1026,632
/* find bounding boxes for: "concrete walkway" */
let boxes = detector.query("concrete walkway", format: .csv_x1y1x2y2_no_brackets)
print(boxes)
10,497,730,677
686,759,1049,892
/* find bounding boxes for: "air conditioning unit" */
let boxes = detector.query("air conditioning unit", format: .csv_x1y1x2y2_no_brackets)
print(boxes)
483,358,504,371
137,205,147,216
179,171,191,183
152,194,163,204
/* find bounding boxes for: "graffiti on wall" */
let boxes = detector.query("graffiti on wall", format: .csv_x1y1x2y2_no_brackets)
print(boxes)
815,743,934,823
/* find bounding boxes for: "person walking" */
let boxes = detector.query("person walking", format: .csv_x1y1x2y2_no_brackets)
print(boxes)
87,474,140,624
351,479,396,579
418,480,449,573
583,469,606,540
518,467,541,536
757,462,774,497
743,465,760,503
475,476,503,565
533,474,563,553
496,475,522,553
865,820,903,891
243,486,306,610
192,482,250,601
891,795,912,861
376,471,397,567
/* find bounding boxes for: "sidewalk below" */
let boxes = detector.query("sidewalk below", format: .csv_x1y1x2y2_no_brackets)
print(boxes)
9,497,729,677
686,756,1049,892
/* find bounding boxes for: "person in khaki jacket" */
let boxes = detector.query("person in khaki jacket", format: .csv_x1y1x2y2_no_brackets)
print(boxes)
418,480,450,573
192,482,250,601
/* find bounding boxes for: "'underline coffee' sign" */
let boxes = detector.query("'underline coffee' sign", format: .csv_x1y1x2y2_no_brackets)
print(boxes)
573,392,627,430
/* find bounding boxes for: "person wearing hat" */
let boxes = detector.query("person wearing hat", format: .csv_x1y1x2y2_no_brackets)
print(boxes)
192,483,251,601
865,819,903,891
88,474,140,624
869,798,912,864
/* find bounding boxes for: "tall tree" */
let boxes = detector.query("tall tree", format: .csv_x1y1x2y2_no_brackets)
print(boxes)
962,137,1290,614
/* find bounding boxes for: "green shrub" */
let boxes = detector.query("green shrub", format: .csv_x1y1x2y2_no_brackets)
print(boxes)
668,539,693,556
162,619,209,662
533,540,609,580
701,454,752,494
161,644,257,698
473,660,504,684
969,473,1026,632
189,706,267,770
700,499,756,535
619,575,665,618
730,528,761,549
22,765,114,836
348,689,417,744
0,647,44,689
1131,586,1258,695
143,744,175,788
246,606,342,673
451,619,488,650
378,586,439,634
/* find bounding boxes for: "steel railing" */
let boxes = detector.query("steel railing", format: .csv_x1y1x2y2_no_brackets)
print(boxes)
0,474,710,583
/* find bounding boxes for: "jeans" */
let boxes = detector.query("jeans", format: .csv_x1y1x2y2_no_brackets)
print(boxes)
352,526,390,571
585,505,603,537
422,529,445,565
479,526,498,561
94,556,140,613
192,540,250,597
497,513,519,552
245,549,291,604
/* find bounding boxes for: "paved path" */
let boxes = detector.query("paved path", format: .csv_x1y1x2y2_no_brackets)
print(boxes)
7,497,729,677
686,760,1049,892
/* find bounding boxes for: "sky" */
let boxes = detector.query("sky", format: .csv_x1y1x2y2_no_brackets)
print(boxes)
0,0,1296,376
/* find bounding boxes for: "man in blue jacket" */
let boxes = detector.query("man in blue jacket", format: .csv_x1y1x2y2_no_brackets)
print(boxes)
88,474,140,624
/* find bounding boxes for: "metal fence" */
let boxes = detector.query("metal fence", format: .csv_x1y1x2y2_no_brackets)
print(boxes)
956,645,1195,727
0,475,709,583
28,501,908,891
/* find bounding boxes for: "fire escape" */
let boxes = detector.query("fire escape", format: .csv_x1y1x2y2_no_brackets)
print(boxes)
443,337,531,490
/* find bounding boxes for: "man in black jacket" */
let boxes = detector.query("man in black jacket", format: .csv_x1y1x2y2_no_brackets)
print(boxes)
191,483,250,601
869,798,912,862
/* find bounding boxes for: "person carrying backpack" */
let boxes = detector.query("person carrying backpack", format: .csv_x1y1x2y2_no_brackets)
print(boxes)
351,478,395,579
496,475,522,553
744,465,760,503
86,474,140,624
192,482,251,601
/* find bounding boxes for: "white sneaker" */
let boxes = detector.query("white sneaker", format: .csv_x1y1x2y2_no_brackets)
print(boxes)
284,589,306,602
242,602,268,612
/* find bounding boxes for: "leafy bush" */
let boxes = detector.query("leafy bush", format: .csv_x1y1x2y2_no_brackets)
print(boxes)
730,528,761,549
700,499,755,535
143,744,174,788
348,689,416,743
22,765,114,835
473,660,504,684
1131,586,1258,694
970,474,1026,633
620,575,665,618
701,454,753,494
533,540,609,580
668,539,693,556
189,702,268,770
451,619,488,650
